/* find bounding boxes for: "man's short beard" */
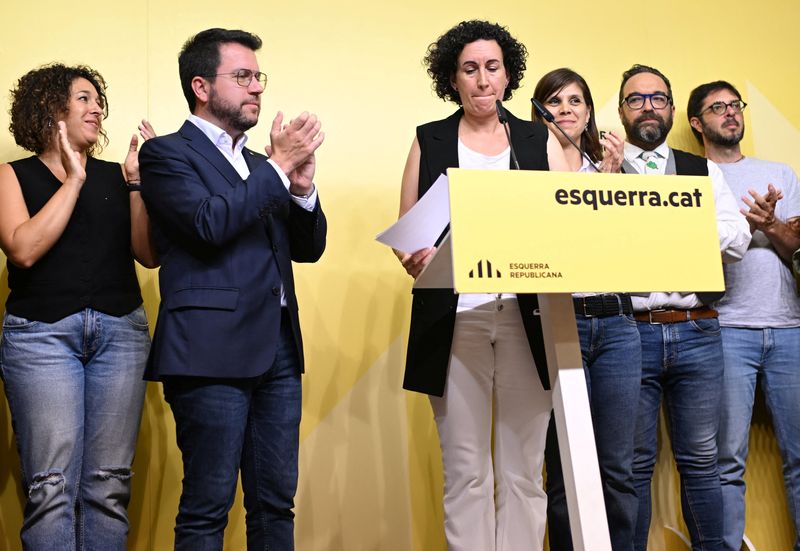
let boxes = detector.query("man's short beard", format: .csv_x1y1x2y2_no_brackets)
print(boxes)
636,121,668,144
703,121,744,147
208,87,258,133
623,112,673,148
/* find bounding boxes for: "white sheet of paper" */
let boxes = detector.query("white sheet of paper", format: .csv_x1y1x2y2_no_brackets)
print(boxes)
375,174,450,254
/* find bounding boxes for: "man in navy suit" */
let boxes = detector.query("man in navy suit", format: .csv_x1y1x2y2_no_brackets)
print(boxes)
139,28,326,550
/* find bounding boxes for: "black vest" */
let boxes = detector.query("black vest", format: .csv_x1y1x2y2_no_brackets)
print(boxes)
6,156,142,322
403,109,552,396
672,148,709,177
672,149,724,304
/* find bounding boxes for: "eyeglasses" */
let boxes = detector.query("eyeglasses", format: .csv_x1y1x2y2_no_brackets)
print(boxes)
203,69,267,88
701,100,747,116
621,93,672,110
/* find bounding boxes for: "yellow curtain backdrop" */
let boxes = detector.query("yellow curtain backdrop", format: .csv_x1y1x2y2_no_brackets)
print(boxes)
0,1,798,549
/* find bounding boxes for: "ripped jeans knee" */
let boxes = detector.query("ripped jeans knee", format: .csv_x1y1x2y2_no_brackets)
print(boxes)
94,466,133,482
83,466,135,522
28,469,66,497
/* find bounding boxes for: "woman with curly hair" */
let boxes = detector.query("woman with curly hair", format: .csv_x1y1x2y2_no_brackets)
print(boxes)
0,63,156,550
397,20,567,550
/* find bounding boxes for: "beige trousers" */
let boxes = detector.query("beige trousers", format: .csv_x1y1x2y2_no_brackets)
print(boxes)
430,298,552,551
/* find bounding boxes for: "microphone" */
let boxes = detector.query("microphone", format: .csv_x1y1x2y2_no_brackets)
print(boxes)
495,100,520,170
531,97,600,172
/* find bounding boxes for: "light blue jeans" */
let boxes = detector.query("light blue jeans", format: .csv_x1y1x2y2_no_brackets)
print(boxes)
634,318,724,551
718,326,800,551
0,307,150,551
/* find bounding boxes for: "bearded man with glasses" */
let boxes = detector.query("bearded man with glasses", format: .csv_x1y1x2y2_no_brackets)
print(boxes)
617,64,750,551
688,80,800,551
139,28,326,550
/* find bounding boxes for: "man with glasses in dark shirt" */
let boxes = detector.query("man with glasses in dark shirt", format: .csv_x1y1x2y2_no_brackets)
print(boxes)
688,80,800,551
617,64,750,551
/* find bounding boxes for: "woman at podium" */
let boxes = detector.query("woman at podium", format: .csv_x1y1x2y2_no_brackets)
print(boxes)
395,20,568,551
532,67,640,551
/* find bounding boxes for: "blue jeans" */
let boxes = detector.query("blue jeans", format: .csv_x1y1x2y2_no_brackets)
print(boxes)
546,313,641,551
0,307,150,551
163,310,302,551
718,326,800,551
633,318,724,551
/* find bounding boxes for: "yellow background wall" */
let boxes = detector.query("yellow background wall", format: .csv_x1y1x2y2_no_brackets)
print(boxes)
1,1,799,549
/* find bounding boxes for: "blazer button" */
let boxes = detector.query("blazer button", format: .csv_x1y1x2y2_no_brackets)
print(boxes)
272,286,280,296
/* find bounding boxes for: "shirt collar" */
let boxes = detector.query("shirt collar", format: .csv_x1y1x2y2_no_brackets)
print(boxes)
187,114,249,155
624,140,670,162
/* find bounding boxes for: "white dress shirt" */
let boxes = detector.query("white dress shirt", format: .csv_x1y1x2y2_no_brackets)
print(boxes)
623,141,751,311
187,114,317,211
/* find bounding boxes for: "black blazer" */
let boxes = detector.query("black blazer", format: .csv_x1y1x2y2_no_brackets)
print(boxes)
402,109,551,396
140,121,326,380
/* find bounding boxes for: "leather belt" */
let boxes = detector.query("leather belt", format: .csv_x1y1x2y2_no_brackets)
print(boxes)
573,294,633,317
633,306,718,324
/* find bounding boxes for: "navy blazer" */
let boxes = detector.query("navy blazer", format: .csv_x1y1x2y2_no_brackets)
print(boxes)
139,121,326,380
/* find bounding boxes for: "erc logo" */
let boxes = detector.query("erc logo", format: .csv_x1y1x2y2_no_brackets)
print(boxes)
469,259,501,278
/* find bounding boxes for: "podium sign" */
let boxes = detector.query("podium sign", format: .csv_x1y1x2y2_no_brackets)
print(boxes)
446,168,724,294
401,168,730,550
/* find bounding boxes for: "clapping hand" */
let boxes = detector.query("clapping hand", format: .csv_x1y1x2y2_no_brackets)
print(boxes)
56,121,86,186
267,111,324,195
598,131,624,173
124,119,156,183
742,183,782,233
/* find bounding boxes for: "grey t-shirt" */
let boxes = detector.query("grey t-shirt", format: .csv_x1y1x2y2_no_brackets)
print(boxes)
713,157,800,327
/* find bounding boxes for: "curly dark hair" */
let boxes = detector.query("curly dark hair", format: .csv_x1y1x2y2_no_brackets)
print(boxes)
9,63,108,155
533,68,602,163
424,20,527,105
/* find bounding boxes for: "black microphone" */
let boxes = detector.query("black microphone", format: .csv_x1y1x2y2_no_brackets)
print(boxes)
495,100,520,170
531,97,600,172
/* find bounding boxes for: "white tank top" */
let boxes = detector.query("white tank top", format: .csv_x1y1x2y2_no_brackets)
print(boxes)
455,139,513,311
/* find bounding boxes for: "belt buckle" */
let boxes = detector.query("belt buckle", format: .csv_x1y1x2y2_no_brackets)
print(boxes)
577,297,594,318
648,308,667,324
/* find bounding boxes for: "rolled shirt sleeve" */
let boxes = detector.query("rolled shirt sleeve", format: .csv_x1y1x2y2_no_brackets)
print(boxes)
708,159,751,262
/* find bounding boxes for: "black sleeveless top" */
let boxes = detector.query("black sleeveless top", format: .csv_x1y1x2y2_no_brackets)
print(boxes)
5,156,142,322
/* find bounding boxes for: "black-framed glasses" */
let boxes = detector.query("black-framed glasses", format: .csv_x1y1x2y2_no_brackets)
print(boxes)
621,93,672,110
701,100,747,116
203,69,267,88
